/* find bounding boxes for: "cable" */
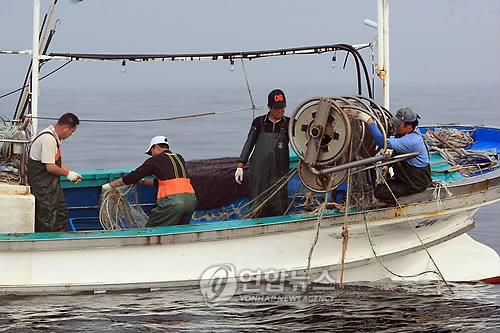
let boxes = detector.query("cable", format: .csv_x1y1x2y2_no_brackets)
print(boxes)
240,58,256,119
373,166,454,293
363,212,443,279
0,60,72,100
28,106,263,123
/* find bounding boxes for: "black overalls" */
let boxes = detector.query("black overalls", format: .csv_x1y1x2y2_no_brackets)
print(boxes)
27,131,69,232
239,115,290,217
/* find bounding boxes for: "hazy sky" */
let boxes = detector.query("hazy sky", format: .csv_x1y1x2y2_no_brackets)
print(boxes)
1,0,499,92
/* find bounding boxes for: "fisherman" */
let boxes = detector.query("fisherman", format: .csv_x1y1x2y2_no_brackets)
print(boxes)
27,113,82,232
234,89,290,217
102,136,197,227
354,107,432,200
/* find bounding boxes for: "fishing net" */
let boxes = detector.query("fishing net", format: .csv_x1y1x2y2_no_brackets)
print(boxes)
186,157,248,210
99,185,148,230
0,114,26,184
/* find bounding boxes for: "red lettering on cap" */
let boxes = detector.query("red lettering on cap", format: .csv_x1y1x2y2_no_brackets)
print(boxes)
274,94,284,102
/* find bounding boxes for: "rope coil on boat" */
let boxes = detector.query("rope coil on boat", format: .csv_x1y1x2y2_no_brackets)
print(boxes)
424,128,499,176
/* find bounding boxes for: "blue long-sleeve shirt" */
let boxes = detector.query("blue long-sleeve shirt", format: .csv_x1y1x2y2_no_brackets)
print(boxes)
367,122,429,167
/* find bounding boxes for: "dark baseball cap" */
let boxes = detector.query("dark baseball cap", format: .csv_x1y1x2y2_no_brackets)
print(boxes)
268,89,287,109
390,107,420,126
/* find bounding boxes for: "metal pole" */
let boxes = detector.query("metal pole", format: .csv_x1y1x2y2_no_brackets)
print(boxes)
383,0,390,110
31,0,41,135
377,0,384,71
310,155,385,175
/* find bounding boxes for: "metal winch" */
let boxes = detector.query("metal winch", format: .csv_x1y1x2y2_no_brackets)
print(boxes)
288,96,393,192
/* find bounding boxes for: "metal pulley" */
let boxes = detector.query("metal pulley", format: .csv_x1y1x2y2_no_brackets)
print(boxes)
297,159,348,192
289,97,352,192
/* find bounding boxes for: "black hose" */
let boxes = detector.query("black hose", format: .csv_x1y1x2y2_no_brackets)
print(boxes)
336,44,373,99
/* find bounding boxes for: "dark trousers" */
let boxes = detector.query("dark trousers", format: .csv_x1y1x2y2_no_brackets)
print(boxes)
375,180,417,201
375,161,432,202
146,193,197,227
33,183,69,232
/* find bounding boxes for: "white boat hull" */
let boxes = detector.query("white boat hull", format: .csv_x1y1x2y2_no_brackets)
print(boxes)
1,182,499,294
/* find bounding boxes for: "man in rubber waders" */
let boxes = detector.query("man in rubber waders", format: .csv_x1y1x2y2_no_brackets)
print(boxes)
354,107,432,200
234,89,290,217
101,136,197,227
28,113,82,232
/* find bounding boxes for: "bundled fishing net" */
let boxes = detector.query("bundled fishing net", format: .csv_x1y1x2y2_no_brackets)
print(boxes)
99,185,148,230
191,167,297,222
0,114,24,184
424,128,498,176
186,157,248,210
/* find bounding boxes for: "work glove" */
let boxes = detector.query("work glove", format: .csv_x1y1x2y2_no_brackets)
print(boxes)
234,167,244,184
102,183,112,192
353,111,372,123
66,170,82,184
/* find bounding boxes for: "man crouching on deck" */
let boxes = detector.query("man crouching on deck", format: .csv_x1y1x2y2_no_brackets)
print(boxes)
101,136,197,227
353,107,432,201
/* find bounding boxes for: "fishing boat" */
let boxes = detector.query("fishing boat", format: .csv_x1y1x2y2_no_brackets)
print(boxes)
0,0,499,295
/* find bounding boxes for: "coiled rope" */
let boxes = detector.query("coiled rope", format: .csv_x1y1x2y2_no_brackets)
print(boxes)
424,128,498,176
99,185,148,230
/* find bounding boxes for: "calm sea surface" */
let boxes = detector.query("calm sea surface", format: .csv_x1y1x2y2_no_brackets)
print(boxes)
0,83,499,332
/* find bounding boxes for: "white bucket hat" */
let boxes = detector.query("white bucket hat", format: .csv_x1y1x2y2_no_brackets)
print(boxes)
145,135,169,155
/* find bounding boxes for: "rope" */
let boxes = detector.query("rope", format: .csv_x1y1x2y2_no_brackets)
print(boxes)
373,166,454,293
99,185,148,230
240,59,256,120
362,212,442,279
424,129,498,177
305,194,328,285
28,106,264,123
432,181,453,206
284,182,305,215
339,144,354,287
242,168,298,219
0,61,72,100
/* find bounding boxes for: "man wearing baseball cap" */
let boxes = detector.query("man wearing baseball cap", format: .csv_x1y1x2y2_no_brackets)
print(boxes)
102,136,197,227
234,89,290,217
354,106,432,200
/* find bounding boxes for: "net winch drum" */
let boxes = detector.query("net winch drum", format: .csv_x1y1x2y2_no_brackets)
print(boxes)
288,96,391,193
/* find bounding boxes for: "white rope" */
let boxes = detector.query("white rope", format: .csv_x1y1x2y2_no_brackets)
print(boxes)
432,182,453,206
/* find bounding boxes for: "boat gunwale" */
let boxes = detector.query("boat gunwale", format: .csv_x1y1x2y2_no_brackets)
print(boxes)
0,179,498,251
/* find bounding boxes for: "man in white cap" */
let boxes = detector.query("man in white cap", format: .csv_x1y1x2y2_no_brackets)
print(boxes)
354,106,432,200
102,136,197,227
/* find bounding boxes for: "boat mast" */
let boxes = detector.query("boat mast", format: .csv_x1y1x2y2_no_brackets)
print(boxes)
31,0,41,134
377,0,390,110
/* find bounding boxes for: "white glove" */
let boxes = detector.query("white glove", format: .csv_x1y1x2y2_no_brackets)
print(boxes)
234,167,244,184
66,170,82,184
353,111,372,123
102,183,112,192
